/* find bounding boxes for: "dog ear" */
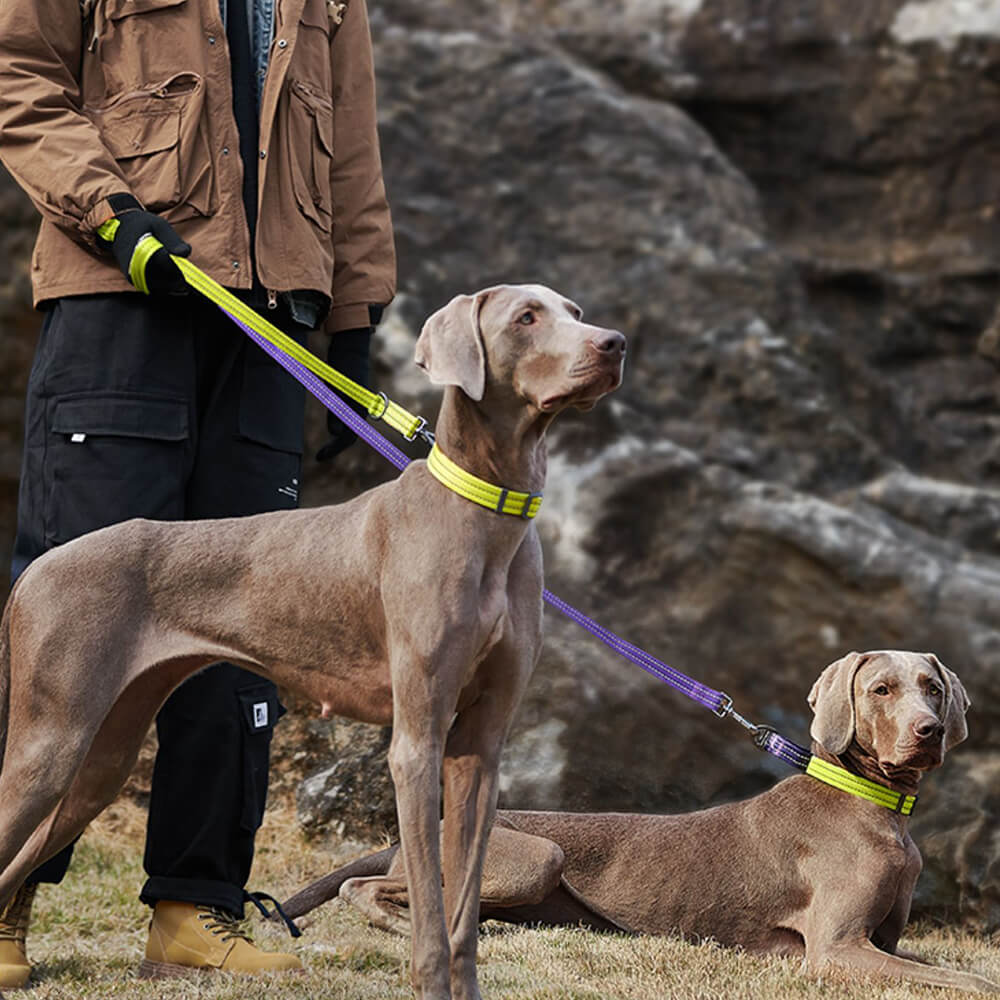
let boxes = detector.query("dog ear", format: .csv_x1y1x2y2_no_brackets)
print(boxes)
925,652,970,751
807,651,871,756
415,291,490,401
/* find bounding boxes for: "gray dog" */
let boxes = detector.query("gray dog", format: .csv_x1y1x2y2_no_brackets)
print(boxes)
0,284,625,1000
284,650,999,994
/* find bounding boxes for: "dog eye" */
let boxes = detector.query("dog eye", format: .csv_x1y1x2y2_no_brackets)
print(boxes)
873,684,890,696
517,311,535,326
928,682,942,697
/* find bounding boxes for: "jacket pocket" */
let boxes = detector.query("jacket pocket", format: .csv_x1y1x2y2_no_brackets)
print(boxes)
45,391,188,546
237,683,285,832
284,80,334,232
102,110,181,211
87,72,215,219
105,0,187,19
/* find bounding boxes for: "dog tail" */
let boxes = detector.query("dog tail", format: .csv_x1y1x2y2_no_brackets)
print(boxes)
279,843,399,920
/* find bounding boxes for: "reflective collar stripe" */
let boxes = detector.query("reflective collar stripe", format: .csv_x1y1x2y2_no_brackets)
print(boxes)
806,756,917,815
426,444,542,519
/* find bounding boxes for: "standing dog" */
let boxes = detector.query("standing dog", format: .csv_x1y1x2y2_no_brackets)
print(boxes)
285,651,999,994
0,284,625,1000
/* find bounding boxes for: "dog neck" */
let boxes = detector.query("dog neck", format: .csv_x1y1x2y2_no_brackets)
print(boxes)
434,387,551,496
811,741,923,801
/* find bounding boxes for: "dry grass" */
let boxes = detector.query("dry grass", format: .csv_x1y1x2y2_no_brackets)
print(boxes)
19,797,1000,999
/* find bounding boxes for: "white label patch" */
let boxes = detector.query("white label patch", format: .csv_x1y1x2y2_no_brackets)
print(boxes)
252,702,269,729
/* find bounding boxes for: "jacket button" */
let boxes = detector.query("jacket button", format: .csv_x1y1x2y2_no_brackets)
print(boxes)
222,146,230,155
259,149,266,159
277,38,287,49
208,35,216,44
232,261,240,270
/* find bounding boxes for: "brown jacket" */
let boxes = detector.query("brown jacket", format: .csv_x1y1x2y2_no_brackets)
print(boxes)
0,0,395,332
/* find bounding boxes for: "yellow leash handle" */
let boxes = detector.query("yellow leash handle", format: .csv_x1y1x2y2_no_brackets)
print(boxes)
95,219,428,442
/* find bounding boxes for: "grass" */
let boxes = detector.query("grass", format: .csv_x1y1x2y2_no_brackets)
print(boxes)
18,797,1000,999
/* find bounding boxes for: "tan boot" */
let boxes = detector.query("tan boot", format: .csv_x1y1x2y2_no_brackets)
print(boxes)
0,884,37,989
139,900,303,978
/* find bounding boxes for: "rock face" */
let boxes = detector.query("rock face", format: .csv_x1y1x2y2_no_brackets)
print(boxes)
2,0,999,928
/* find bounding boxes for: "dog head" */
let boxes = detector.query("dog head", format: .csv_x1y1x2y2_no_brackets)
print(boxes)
415,284,625,412
807,650,970,778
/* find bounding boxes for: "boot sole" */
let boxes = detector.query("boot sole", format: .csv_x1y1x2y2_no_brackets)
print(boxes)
138,959,305,979
139,959,214,980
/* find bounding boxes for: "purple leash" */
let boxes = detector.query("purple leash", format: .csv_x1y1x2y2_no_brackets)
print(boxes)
226,307,813,774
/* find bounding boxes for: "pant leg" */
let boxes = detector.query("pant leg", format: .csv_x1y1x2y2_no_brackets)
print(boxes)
12,293,198,885
140,301,306,915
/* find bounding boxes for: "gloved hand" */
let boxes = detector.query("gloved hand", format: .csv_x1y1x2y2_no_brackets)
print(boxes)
97,193,191,295
316,326,374,462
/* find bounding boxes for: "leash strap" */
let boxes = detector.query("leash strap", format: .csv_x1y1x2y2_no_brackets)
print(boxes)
542,592,916,812
111,229,917,815
96,221,431,444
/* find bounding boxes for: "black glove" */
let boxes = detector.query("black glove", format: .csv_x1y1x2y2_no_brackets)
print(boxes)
316,326,374,462
98,193,191,296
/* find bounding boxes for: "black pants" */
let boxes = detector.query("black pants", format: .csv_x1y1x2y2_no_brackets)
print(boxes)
12,292,307,915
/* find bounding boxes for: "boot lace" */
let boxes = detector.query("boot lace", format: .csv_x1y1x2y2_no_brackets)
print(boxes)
197,907,254,944
0,885,37,944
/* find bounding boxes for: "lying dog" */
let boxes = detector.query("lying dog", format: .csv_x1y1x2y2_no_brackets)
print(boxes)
0,284,625,1000
283,650,999,994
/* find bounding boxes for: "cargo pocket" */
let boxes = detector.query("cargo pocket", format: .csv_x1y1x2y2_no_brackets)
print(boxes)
238,330,308,456
87,71,215,219
238,683,285,833
45,391,188,546
285,80,334,232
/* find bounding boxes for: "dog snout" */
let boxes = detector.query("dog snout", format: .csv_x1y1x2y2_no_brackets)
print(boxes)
912,715,944,743
591,329,626,359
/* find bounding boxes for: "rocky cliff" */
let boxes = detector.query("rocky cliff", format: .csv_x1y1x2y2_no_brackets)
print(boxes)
2,0,998,929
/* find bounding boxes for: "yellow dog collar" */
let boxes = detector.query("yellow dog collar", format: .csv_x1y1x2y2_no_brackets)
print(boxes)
426,444,542,519
806,756,917,815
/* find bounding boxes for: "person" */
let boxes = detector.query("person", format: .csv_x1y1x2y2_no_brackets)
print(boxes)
0,0,395,985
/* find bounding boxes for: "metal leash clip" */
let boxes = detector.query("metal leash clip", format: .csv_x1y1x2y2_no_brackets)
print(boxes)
715,693,777,750
752,724,779,751
413,417,435,447
714,693,758,733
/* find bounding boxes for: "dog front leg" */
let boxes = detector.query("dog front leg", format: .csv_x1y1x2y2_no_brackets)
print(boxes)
810,937,1000,993
389,706,451,1000
441,708,503,1000
442,660,536,1000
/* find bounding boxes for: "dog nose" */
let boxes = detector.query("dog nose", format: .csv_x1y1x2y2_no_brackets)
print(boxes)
593,330,626,358
912,717,944,741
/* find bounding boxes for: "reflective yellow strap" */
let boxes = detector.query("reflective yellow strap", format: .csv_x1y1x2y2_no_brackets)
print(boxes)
129,234,160,294
805,757,917,815
98,217,121,241
173,258,427,441
426,444,542,519
94,220,428,442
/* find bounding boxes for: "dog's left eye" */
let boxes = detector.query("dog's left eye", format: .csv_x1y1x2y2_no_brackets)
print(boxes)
873,684,890,696
928,683,942,697
517,311,535,326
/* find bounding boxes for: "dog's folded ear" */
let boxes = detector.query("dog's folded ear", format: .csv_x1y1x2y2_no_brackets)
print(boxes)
807,651,871,756
925,652,970,750
415,290,491,401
